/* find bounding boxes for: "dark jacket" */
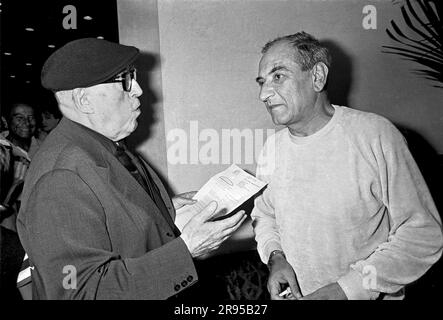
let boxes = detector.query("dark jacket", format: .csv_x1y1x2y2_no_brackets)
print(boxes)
17,118,197,299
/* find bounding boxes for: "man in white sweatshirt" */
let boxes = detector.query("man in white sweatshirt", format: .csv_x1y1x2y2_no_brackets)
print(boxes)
252,31,443,300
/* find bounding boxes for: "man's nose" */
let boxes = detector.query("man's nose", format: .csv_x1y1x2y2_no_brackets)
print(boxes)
259,83,274,103
131,80,143,97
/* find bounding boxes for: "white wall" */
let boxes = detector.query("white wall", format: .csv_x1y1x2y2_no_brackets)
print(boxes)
117,0,169,179
118,0,443,192
117,0,442,251
156,0,442,193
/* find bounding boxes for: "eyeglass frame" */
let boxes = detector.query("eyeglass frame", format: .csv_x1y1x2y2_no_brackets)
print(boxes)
102,67,137,92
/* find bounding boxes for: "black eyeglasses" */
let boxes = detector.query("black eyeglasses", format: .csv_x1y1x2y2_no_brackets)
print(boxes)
103,68,137,92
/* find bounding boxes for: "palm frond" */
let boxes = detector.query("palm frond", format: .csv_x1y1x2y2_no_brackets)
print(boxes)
413,69,443,87
416,0,442,35
387,20,442,58
402,1,439,46
383,49,443,71
385,0,443,87
382,45,443,64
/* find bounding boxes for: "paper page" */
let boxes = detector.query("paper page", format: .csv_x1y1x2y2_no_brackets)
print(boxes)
174,164,267,231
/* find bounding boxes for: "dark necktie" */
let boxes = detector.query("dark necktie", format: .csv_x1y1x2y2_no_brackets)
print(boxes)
114,142,154,199
114,142,180,235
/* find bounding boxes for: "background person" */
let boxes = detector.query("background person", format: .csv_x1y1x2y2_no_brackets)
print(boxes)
34,101,62,147
0,102,37,231
0,102,37,299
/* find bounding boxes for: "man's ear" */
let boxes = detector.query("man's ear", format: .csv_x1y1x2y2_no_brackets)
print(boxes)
311,62,329,92
72,88,94,114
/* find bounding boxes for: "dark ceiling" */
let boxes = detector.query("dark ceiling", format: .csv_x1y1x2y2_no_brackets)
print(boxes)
0,0,119,115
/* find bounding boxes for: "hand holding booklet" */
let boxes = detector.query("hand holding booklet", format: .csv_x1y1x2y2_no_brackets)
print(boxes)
174,164,267,231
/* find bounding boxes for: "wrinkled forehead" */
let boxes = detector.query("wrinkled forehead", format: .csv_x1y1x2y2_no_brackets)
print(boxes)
258,42,300,75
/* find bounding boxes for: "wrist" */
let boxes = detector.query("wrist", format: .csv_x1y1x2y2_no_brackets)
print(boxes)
267,250,286,269
179,234,191,252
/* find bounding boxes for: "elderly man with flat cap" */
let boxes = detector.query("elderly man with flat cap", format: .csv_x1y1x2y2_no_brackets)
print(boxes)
16,38,246,300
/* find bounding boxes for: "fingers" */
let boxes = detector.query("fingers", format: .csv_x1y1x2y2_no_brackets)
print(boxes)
267,262,302,300
268,280,285,300
221,210,246,226
288,280,303,300
203,213,246,249
174,191,198,206
181,191,197,199
178,197,197,205
282,268,302,299
173,196,197,210
219,212,247,237
193,201,218,222
286,292,297,300
216,214,247,243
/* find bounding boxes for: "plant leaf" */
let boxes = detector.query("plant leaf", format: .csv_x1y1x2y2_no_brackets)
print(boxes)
384,0,443,87
401,3,440,48
382,45,443,63
405,0,439,42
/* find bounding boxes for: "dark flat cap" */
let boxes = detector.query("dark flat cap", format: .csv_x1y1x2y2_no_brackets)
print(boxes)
41,38,139,91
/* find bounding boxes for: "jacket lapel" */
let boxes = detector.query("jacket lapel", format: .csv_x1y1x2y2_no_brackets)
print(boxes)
100,147,179,232
56,118,176,231
139,158,178,227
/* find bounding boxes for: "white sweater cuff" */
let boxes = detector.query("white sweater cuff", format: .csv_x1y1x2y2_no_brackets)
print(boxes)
263,242,283,264
337,269,380,300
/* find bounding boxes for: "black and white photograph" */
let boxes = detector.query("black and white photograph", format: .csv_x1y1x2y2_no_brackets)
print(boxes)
0,0,442,309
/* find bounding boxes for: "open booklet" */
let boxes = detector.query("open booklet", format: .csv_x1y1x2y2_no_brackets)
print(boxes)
174,164,267,231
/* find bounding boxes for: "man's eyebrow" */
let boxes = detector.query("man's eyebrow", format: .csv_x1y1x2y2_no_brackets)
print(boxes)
256,65,290,83
269,65,289,74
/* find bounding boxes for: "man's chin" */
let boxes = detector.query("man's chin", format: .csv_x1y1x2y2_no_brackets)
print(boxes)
132,120,138,132
270,116,286,126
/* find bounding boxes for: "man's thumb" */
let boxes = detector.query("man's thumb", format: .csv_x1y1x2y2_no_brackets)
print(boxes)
196,201,218,221
180,197,197,205
289,283,302,299
174,197,197,210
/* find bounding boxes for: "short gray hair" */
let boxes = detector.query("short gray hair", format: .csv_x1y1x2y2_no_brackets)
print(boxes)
262,31,331,71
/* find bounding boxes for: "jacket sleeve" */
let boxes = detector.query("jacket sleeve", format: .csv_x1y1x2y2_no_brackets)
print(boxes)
17,169,197,300
337,121,443,299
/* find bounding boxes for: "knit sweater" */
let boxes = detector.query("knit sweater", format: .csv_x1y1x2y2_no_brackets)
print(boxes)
251,105,443,299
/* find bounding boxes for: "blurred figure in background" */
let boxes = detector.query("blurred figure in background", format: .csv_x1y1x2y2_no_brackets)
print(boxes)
13,100,61,299
1,102,37,230
30,99,62,159
0,102,37,299
35,102,61,142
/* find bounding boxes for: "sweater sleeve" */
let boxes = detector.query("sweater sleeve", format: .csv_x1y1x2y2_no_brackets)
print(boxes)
251,136,283,264
338,121,443,299
17,169,197,299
